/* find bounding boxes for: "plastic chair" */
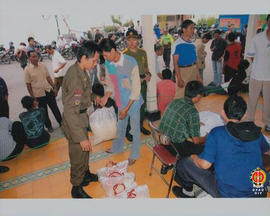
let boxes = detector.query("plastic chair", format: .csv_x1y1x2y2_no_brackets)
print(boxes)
148,120,180,198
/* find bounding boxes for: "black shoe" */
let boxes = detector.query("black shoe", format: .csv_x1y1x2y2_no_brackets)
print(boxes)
80,170,98,187
160,165,173,175
71,186,92,198
0,166,9,173
126,132,133,142
141,126,151,135
172,186,195,198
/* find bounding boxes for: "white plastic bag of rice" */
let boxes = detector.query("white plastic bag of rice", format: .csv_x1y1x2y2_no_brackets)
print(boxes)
89,106,118,145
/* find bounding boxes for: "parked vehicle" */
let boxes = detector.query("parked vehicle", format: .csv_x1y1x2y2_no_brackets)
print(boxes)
0,50,11,64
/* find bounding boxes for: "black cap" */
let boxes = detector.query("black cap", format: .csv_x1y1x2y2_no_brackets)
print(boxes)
126,29,139,39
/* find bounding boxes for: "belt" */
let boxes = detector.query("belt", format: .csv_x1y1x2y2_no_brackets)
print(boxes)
80,108,87,114
179,63,196,68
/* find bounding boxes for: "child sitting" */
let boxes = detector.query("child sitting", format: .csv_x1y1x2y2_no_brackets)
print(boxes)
19,96,50,148
157,69,176,114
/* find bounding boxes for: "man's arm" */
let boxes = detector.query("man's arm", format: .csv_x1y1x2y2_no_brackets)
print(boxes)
173,54,184,88
192,135,207,145
46,76,55,88
26,83,35,98
191,154,212,169
54,62,67,73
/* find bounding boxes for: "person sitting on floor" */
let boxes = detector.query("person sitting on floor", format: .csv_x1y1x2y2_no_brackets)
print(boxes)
158,80,207,157
0,112,27,162
173,95,270,198
202,59,249,96
157,68,175,114
19,96,50,148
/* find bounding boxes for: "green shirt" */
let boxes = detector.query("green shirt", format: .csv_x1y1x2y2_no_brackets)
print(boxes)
160,34,174,47
158,98,200,143
123,48,149,76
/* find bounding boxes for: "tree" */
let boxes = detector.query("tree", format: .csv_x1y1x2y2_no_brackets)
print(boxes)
197,17,207,26
103,25,118,33
111,15,122,26
206,17,217,27
123,19,134,27
197,16,217,27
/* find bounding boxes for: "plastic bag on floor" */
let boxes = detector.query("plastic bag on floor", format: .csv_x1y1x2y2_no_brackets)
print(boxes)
97,160,129,178
89,106,118,145
99,172,136,197
115,184,150,198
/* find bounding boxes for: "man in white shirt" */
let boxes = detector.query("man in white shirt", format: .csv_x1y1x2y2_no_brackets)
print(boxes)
246,15,270,132
45,45,67,96
135,20,143,37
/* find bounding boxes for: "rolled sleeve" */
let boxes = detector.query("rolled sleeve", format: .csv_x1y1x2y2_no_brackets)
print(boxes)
129,65,141,100
24,69,31,84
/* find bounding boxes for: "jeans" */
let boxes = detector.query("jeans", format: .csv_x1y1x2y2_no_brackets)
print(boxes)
163,48,171,68
112,108,141,160
175,157,221,197
212,60,223,85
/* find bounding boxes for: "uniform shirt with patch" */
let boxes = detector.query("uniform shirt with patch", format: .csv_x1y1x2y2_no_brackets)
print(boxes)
62,63,92,143
123,48,149,77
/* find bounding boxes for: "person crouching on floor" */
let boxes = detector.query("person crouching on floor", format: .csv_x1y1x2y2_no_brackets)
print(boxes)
173,95,270,198
19,96,50,148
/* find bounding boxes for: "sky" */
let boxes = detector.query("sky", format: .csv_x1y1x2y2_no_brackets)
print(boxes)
1,0,269,48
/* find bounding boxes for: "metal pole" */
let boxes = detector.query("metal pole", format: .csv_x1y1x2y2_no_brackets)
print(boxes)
55,15,61,36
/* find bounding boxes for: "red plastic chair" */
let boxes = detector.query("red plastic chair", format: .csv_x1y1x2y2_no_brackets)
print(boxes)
148,120,180,198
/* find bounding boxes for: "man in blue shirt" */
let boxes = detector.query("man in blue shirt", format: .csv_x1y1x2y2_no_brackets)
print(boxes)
172,19,202,99
173,95,270,198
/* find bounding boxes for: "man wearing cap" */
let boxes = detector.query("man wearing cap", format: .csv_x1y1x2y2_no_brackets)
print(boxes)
172,19,202,99
123,29,151,140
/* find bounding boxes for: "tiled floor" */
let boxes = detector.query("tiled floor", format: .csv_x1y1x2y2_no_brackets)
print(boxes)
0,93,269,198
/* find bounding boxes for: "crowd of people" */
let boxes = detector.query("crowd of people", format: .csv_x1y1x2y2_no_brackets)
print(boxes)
0,15,270,199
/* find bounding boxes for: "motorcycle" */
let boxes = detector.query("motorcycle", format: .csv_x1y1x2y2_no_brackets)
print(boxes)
0,50,11,64
61,45,73,60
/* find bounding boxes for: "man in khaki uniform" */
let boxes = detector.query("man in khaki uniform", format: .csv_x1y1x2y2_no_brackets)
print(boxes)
123,29,151,140
62,41,100,198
